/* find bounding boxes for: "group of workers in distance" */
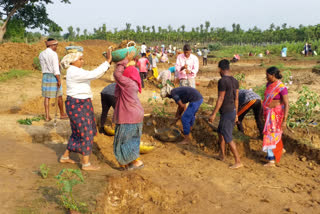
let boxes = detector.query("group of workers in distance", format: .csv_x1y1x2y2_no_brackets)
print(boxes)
39,39,289,171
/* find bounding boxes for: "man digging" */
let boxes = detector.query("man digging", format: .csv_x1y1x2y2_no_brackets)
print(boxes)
161,84,203,145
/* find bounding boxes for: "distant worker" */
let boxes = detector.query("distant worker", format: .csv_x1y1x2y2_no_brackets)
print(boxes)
304,43,309,56
39,38,68,122
202,47,209,66
281,47,287,57
175,44,199,88
137,53,150,88
236,89,263,138
140,42,147,55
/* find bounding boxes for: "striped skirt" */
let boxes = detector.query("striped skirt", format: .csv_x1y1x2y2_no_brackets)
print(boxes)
42,73,62,98
113,123,142,165
65,96,97,156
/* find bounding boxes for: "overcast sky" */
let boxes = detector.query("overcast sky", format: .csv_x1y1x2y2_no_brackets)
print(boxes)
47,0,320,33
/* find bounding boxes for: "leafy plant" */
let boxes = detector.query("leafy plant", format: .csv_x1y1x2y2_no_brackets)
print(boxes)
55,169,86,212
39,164,50,179
253,84,266,100
287,86,320,129
282,70,292,84
200,103,214,112
17,115,44,125
33,57,41,70
148,97,171,117
234,73,245,82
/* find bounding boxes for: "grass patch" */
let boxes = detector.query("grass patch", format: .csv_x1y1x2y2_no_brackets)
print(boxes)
0,69,33,82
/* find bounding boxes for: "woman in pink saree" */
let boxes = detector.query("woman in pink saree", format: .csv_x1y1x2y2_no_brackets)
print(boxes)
263,67,289,167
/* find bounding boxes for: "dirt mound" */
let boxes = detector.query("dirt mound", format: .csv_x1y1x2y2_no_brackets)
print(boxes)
0,40,115,72
96,173,186,214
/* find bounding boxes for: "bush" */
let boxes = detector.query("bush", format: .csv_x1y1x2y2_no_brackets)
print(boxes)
33,57,41,70
208,43,223,51
0,70,33,82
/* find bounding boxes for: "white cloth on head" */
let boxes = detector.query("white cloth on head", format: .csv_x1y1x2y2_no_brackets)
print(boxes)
61,52,83,69
39,48,60,75
66,61,110,99
160,84,173,98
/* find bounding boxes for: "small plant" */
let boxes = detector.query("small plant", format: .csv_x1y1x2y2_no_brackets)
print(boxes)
200,103,214,112
55,169,87,212
148,97,171,117
33,57,41,70
0,69,33,82
253,84,266,100
17,115,45,125
39,164,50,179
287,86,320,129
234,73,245,82
282,70,292,84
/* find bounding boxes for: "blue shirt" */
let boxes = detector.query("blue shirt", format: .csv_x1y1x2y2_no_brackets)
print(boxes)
168,66,176,73
170,87,203,104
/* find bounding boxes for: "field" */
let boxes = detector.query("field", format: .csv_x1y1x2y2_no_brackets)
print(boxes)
1,40,320,214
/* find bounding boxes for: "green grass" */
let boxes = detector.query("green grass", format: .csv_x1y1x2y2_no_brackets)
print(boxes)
0,69,33,82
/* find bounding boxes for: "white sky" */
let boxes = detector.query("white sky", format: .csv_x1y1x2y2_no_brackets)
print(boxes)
46,0,320,33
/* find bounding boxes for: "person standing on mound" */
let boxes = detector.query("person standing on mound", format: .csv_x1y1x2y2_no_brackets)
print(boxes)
39,38,68,122
209,59,242,169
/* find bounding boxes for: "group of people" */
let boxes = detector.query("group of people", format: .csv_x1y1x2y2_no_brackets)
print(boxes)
39,38,289,171
303,43,318,56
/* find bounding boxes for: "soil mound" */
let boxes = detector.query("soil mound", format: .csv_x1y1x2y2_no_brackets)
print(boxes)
0,40,115,72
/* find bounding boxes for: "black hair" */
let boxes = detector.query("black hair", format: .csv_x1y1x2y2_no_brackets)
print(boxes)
47,38,55,41
267,66,282,79
146,50,150,53
141,53,146,57
143,42,145,44
183,44,191,51
218,59,230,71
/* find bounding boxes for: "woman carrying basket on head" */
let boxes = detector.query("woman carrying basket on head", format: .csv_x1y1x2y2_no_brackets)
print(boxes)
59,48,112,171
262,67,289,167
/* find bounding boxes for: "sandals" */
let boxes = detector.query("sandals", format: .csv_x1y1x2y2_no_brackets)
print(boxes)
128,163,144,171
59,156,76,164
82,162,101,171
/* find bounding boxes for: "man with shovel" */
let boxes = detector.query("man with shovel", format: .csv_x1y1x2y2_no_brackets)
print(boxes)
161,84,203,145
39,38,68,121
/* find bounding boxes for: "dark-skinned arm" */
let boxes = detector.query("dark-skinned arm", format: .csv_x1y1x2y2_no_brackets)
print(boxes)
282,94,289,129
234,89,239,122
175,100,186,119
209,91,226,123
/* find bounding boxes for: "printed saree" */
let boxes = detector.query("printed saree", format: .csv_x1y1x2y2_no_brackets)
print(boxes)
262,80,286,163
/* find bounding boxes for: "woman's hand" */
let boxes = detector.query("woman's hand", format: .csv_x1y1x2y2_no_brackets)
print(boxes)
281,121,287,131
105,47,112,63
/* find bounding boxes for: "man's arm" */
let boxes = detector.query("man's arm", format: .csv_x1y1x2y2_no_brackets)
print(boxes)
209,91,226,122
175,100,186,119
234,89,239,122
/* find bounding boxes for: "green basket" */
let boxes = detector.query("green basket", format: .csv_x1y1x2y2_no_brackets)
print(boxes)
103,41,140,62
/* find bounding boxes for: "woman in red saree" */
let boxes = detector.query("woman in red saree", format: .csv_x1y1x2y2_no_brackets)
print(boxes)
263,67,289,167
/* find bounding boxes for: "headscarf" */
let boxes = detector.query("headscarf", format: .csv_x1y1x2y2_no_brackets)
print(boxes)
160,83,173,98
60,52,83,69
123,66,142,93
45,40,58,47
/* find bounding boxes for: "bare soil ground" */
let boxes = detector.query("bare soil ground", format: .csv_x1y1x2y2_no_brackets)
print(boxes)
1,42,320,213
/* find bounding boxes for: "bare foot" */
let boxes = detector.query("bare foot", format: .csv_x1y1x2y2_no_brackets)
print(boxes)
128,160,144,170
82,164,101,171
60,114,69,120
45,117,52,122
59,157,76,164
178,139,190,145
264,162,276,167
229,163,243,169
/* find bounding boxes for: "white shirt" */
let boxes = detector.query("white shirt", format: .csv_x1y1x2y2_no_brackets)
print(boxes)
141,44,147,54
66,62,110,99
39,48,60,75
